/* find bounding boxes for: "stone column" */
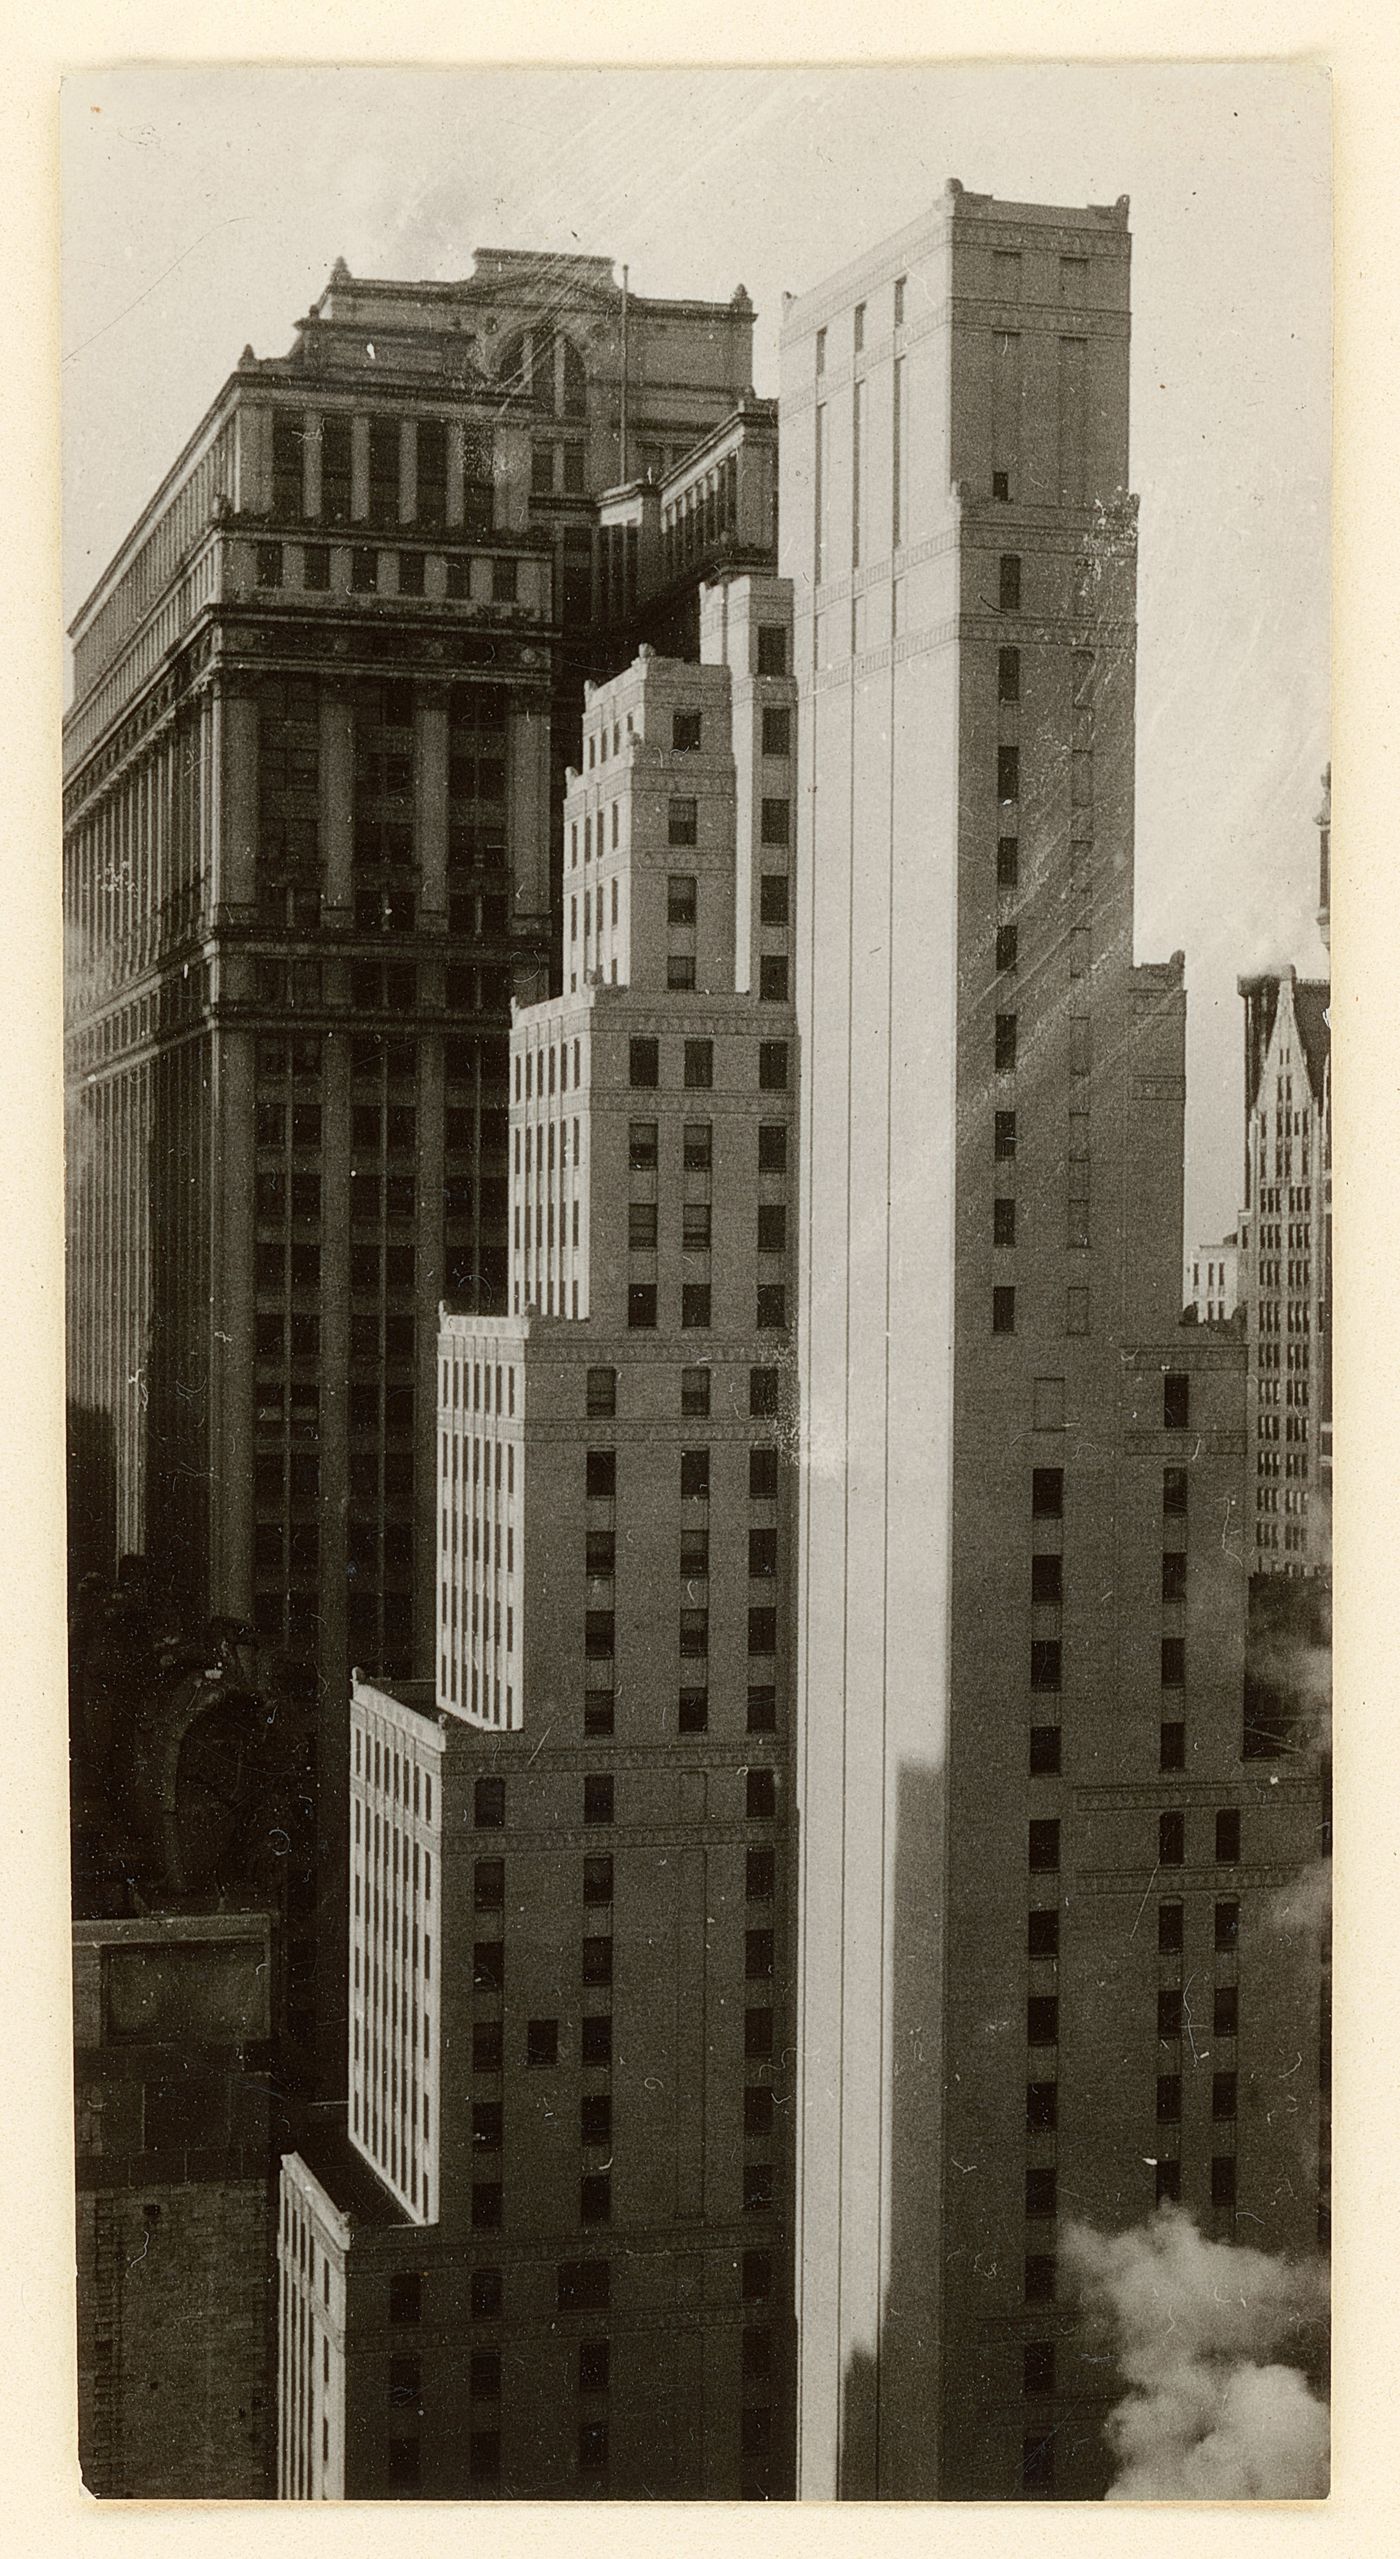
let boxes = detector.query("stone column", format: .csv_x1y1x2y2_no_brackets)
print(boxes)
508,699,551,924
303,411,323,519
350,415,370,520
217,680,260,913
415,686,449,925
446,420,466,526
399,417,417,525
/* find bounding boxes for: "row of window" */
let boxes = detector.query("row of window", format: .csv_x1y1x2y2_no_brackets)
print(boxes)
471,1769,778,1829
629,1037,789,1091
1027,1818,1242,1876
625,1283,788,1333
585,1444,782,1500
255,541,516,599
387,2247,776,2329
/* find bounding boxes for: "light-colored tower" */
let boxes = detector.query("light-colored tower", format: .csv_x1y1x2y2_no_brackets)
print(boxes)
780,185,1325,2500
279,573,803,2500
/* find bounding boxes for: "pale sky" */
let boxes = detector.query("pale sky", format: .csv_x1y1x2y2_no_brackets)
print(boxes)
60,62,1330,1245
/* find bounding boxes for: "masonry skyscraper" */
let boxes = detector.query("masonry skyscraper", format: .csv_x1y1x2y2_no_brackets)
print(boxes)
779,184,1326,2500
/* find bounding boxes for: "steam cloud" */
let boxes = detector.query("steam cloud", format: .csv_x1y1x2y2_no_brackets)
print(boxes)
1063,2206,1328,2500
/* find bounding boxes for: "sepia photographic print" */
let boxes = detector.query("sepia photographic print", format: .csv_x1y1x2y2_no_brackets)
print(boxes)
56,57,1332,2508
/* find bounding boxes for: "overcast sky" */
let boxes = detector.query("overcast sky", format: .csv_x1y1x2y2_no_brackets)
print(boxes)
60,62,1330,1245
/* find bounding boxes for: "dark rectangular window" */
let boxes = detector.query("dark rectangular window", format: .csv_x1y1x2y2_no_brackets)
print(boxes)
628,1120,658,1171
557,2261,610,2313
1161,1637,1186,1688
668,798,699,846
581,2016,612,2067
473,2019,503,2071
1162,1550,1187,1600
747,1685,777,1733
472,2101,503,2152
743,2165,774,2214
746,1846,775,1900
681,1367,711,1417
471,2265,503,2321
999,553,1022,611
759,1041,788,1090
743,2247,773,2301
998,645,1021,703
994,1196,1017,1247
1032,1468,1064,1519
750,1368,779,1417
1163,1466,1188,1516
584,1775,614,1826
587,1366,617,1417
389,2272,422,2324
581,1936,613,1987
1025,2167,1057,2218
1027,1908,1059,1960
398,550,425,596
583,1855,613,1906
1030,1641,1062,1692
474,1777,505,1830
491,557,518,603
757,1284,787,1330
583,1690,614,1736
1028,1818,1060,1873
473,1858,505,1911
1031,1553,1062,1603
1160,1721,1186,1772
673,710,702,751
1214,1985,1239,2036
578,2336,610,2392
756,626,788,676
1156,2159,1182,2206
682,1201,712,1250
1216,1809,1241,1862
1211,2157,1237,2209
1164,1371,1190,1429
760,798,791,847
997,835,1019,890
684,1039,713,1089
256,541,283,589
749,1527,778,1579
1026,2080,1057,2131
586,1449,616,1497
1024,2255,1056,2304
1157,2074,1182,2124
996,924,1019,973
992,1286,1016,1334
681,1449,710,1499
995,1014,1017,1072
1160,1811,1186,1867
750,1447,779,1499
628,1283,658,1330
748,1607,777,1656
1029,1724,1061,1774
995,1109,1017,1160
1213,2071,1238,2122
1214,1899,1240,1953
745,2086,775,2137
584,1610,615,1660
679,1608,709,1659
745,1929,775,1982
682,1283,711,1329
1027,1997,1059,2045
473,1942,504,1991
1158,1901,1184,1954
351,546,378,592
762,707,791,756
629,1037,659,1088
303,543,330,589
746,1770,776,1818
745,2010,774,2062
997,745,1020,802
1158,1988,1183,2040
668,872,697,925
678,1687,708,1733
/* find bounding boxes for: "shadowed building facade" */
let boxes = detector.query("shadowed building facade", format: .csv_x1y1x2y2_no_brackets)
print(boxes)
277,575,800,2498
779,184,1326,2499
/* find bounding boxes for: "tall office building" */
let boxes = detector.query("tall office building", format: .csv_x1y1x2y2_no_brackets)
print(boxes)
63,248,759,2069
277,574,800,2498
779,185,1325,2498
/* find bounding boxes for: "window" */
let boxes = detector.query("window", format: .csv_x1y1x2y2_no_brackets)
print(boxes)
762,707,791,757
750,1447,779,1501
760,875,790,927
580,2173,611,2225
474,1777,505,1830
579,2418,609,2472
1029,1725,1061,1775
628,1284,658,1330
584,1775,614,1826
1028,1819,1060,1873
682,1367,711,1416
750,1368,779,1417
669,798,699,846
997,745,1020,802
681,1449,710,1499
998,645,1021,703
1027,1996,1059,2046
1027,1908,1059,1960
1026,2080,1057,2131
682,1283,712,1329
1215,1809,1241,1863
1161,1637,1186,1688
557,2261,611,2313
398,550,425,597
682,1201,712,1250
388,2437,421,2489
760,798,791,847
389,2272,422,2325
1214,1985,1239,2036
673,710,702,752
995,1013,1017,1072
996,924,1019,974
1031,1467,1064,1519
587,1366,617,1417
746,2012,774,2064
474,2020,503,2070
681,1122,713,1172
1030,1641,1062,1692
749,1527,778,1579
748,1685,777,1733
472,2101,503,2152
746,1770,776,1818
1026,2168,1057,2218
679,1687,708,1733
256,541,283,589
581,2015,612,2067
668,873,697,925
995,1110,1017,1160
746,1929,775,1983
629,1037,659,1089
992,469,1010,501
992,1287,1016,1335
473,1942,504,1991
351,547,378,592
744,2088,775,2140
1211,2157,1237,2209
1031,1553,1062,1603
474,1858,505,1911
1214,1899,1240,1953
853,300,866,352
1024,2255,1056,2305
757,626,788,676
582,1937,613,1988
759,1041,789,1090
748,1607,777,1656
744,2165,774,2213
586,1449,616,1497
1160,1811,1186,1867
1164,1370,1190,1429
582,1855,613,1908
628,1121,658,1172
760,956,790,1002
578,2337,610,2393
584,1610,615,1661
1158,1988,1183,2039
303,544,330,589
1158,1902,1184,1955
680,1609,708,1659
1163,1467,1188,1517
994,1196,1016,1247
999,553,1022,611
1156,2159,1183,2206
684,1039,713,1089
1162,1550,1187,1601
1160,1722,1186,1772
1213,2071,1238,2122
584,1690,614,1737
585,1529,615,1576
1157,2074,1182,2124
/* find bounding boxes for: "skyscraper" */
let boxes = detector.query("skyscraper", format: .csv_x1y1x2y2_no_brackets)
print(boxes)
779,184,1325,2499
277,572,800,2498
63,249,760,2070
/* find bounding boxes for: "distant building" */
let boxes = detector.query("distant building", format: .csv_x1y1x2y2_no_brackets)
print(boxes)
278,575,799,2499
1238,957,1331,1578
63,248,769,2083
74,1910,276,2496
1184,1235,1239,1324
779,182,1326,2500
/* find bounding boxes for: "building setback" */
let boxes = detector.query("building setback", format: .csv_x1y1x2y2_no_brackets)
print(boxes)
779,184,1325,2499
63,249,761,2077
278,573,800,2498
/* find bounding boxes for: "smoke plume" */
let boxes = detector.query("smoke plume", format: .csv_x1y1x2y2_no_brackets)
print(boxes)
1063,2206,1328,2499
